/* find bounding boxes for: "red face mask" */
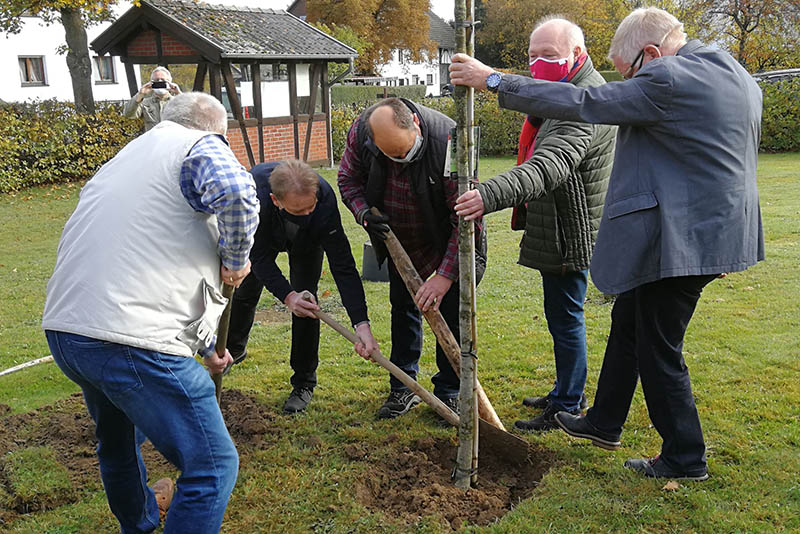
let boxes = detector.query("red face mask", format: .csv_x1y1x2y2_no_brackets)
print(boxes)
529,57,570,82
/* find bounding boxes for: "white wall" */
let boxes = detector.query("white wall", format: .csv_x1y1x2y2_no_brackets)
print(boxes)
378,50,442,97
0,15,136,104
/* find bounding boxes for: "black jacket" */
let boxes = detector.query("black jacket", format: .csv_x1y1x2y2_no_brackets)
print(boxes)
249,162,368,326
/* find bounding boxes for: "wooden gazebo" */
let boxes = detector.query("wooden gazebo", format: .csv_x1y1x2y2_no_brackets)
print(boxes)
91,0,357,167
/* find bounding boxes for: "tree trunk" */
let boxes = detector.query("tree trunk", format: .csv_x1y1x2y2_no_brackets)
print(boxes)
61,7,95,114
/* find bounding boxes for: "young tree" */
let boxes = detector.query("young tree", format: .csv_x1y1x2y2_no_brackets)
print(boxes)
306,0,433,75
0,0,119,113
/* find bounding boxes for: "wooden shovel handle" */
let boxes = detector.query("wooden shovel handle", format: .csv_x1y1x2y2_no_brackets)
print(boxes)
211,283,236,404
371,208,505,431
300,291,459,426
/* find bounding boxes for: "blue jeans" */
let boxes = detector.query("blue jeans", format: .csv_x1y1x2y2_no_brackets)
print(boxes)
541,269,588,413
387,265,461,400
45,331,239,534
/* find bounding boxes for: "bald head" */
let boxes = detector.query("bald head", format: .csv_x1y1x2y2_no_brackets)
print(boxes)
364,99,420,160
528,17,586,69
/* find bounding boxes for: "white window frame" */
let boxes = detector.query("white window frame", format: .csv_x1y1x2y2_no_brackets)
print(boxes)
19,56,47,86
93,55,117,84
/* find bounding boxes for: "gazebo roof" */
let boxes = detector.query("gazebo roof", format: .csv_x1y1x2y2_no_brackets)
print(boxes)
92,0,357,62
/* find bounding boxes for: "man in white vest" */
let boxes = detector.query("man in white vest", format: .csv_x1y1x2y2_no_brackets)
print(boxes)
42,92,259,534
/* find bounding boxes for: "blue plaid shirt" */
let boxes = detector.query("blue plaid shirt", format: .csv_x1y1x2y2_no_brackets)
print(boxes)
180,134,259,356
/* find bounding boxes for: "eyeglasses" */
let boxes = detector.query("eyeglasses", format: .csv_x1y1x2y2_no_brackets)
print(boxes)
623,46,652,80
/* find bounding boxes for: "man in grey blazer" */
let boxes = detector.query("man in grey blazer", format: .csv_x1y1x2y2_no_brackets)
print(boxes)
452,7,764,481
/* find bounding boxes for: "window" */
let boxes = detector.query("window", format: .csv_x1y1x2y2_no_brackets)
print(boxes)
19,56,46,86
412,74,419,85
94,56,116,84
426,74,434,86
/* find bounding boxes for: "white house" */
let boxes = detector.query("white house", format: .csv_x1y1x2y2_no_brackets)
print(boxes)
0,10,136,104
376,11,455,97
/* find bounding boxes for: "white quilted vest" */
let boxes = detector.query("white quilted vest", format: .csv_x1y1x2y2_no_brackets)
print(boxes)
42,121,228,357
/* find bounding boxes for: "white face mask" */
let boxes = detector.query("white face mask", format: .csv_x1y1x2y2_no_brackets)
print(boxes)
384,134,423,164
153,88,170,97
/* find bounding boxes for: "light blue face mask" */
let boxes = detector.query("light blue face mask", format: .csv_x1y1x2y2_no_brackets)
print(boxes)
384,134,423,164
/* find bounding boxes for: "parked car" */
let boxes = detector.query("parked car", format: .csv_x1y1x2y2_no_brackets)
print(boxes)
753,68,800,83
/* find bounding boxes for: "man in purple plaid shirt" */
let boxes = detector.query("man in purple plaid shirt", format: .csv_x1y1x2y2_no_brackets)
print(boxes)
338,98,486,422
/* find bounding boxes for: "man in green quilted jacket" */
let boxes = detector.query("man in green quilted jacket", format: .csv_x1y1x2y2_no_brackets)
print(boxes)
455,17,616,431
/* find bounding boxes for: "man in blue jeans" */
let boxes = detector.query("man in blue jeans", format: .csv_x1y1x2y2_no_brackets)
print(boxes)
454,17,615,431
42,92,259,533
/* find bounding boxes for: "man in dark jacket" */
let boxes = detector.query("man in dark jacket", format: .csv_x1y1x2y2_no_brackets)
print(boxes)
452,7,763,480
227,159,378,414
455,18,616,432
338,98,486,421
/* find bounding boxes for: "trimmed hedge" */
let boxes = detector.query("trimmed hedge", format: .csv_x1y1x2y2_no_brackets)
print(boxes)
331,84,427,106
331,92,523,161
0,100,141,193
759,78,800,153
330,78,800,161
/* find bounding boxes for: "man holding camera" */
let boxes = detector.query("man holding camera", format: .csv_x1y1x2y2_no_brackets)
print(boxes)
124,66,181,131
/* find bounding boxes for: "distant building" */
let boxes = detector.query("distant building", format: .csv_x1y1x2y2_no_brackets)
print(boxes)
0,11,134,103
377,11,455,97
286,2,455,97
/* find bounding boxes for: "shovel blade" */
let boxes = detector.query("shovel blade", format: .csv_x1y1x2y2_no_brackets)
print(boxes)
478,418,531,465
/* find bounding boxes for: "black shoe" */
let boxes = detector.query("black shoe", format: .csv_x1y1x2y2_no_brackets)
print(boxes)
624,456,709,481
222,349,248,376
377,390,421,419
283,387,313,414
521,395,550,410
522,393,589,412
515,404,572,432
553,411,621,450
436,397,459,427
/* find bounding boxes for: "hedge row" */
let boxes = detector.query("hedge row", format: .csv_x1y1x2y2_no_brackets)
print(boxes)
331,84,427,106
759,78,800,153
331,77,800,160
1,77,797,193
331,91,524,161
0,100,141,194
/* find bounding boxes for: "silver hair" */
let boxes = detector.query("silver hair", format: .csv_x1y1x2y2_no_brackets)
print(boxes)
531,16,586,53
150,66,173,82
608,7,687,64
161,92,228,134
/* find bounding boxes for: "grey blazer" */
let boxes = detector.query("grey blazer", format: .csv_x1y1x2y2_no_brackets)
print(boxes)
496,40,765,294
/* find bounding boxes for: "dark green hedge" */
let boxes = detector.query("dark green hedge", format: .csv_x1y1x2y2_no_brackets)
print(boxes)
331,78,800,161
759,78,800,152
0,100,141,194
331,84,427,106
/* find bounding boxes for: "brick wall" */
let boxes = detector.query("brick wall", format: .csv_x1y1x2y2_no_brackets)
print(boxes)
227,119,329,167
126,31,199,57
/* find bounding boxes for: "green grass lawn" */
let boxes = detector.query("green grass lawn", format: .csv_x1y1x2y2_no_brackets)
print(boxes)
1,154,799,533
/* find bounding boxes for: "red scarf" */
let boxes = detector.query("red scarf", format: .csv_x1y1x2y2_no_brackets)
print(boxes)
510,53,588,230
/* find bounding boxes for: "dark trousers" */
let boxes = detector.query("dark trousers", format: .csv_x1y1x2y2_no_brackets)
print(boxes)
228,245,324,390
587,274,716,474
387,263,483,400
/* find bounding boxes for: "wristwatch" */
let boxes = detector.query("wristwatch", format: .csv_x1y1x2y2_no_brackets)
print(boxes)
486,71,502,92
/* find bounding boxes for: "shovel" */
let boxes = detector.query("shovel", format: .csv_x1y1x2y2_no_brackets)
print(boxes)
211,282,236,404
370,208,505,431
302,292,530,465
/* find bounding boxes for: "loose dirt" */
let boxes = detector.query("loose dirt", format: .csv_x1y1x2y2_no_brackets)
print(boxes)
0,391,552,531
351,436,552,530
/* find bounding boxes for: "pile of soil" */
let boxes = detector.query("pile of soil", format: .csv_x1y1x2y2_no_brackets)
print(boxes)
0,392,552,531
351,436,553,531
0,389,279,524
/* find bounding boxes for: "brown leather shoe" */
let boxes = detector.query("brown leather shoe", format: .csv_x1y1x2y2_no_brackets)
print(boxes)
151,478,174,521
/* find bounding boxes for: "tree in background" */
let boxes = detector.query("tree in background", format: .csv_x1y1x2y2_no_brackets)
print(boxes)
703,0,800,71
0,0,120,113
312,22,372,78
475,0,797,73
306,0,433,75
